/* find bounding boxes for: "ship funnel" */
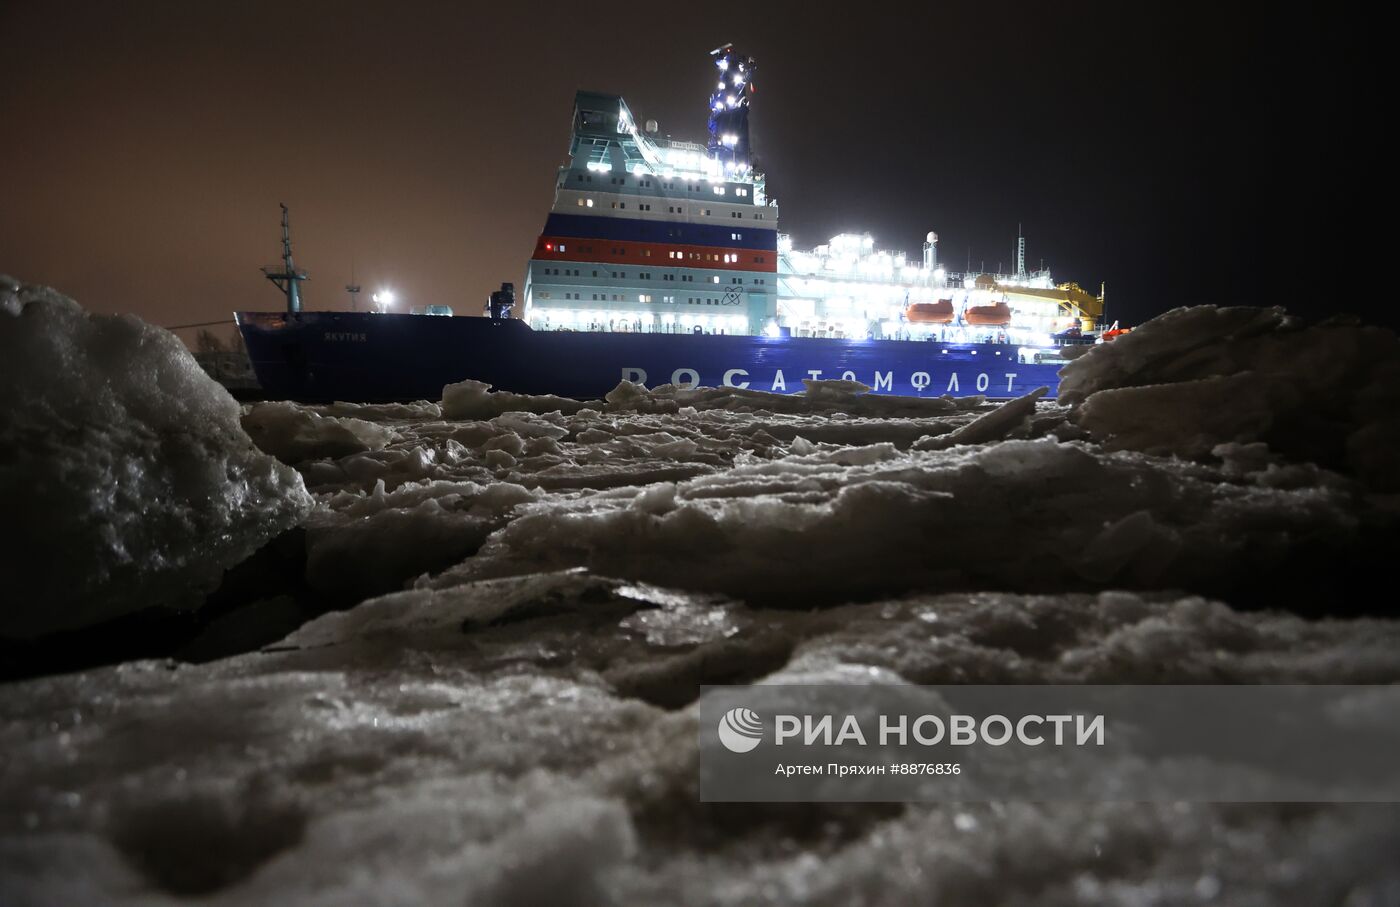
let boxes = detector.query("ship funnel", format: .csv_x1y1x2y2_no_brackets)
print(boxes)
923,231,938,273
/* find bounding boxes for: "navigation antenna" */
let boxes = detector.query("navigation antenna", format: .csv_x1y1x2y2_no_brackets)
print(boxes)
346,259,361,312
261,203,309,313
1015,224,1027,281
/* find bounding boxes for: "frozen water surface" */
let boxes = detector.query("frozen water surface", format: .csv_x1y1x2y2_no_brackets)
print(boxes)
2,291,1398,905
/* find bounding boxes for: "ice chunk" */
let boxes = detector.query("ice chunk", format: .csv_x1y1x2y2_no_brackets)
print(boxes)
442,378,594,419
920,386,1048,449
0,280,312,638
242,400,395,463
1060,306,1400,483
303,479,535,599
434,438,1372,610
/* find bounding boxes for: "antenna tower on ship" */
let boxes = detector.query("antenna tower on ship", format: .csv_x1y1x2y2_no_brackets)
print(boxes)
261,203,309,313
706,43,757,172
346,259,361,312
1015,224,1027,281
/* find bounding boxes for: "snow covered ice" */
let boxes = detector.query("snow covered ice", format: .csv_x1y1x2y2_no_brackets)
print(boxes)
0,279,311,638
2,292,1399,905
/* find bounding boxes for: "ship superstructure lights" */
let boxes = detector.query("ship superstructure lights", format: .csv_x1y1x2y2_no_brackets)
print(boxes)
707,46,755,169
371,289,396,312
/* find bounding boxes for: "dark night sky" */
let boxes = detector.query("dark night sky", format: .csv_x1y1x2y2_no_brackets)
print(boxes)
1,1,1380,343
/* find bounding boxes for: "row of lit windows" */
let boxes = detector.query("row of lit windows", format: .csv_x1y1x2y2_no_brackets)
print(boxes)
535,293,744,306
575,173,750,198
541,242,770,266
537,263,766,286
538,275,767,292
572,196,766,220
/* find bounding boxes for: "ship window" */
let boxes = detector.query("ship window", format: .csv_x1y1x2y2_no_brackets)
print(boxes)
576,174,583,181
592,294,599,300
577,199,585,206
585,199,594,207
642,249,651,256
755,213,764,219
711,276,720,283
558,244,566,252
639,294,652,303
713,186,725,195
592,270,598,277
737,188,748,197
538,292,550,298
664,295,674,303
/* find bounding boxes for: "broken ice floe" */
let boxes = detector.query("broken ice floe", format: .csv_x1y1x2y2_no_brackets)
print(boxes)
0,280,311,638
6,292,1400,902
2,575,1399,905
1060,305,1400,488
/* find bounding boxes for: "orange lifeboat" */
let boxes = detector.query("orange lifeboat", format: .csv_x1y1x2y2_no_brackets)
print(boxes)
963,301,1012,326
905,299,954,324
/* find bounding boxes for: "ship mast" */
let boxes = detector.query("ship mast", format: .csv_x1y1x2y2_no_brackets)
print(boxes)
706,44,756,174
261,203,309,313
1015,224,1027,281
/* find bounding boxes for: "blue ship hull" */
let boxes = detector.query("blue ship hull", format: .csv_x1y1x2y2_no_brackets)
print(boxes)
235,311,1063,403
